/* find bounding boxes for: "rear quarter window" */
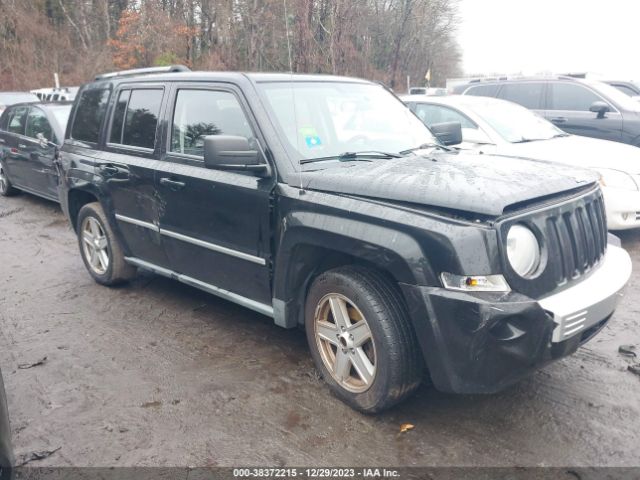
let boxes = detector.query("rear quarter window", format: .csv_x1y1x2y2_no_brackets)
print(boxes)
70,88,111,144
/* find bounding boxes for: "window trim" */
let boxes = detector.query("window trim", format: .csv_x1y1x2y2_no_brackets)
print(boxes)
164,84,261,165
104,84,166,155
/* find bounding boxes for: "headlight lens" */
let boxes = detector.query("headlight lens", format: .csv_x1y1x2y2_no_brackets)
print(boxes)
506,225,541,277
596,168,638,191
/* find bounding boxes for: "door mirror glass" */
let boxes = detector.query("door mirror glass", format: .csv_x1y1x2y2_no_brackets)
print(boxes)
589,101,610,117
430,121,463,146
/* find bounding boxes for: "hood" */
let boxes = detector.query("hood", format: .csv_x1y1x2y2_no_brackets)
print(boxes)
298,150,598,217
490,135,640,174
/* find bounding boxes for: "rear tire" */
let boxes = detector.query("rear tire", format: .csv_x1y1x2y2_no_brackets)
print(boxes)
305,265,423,413
76,202,136,286
0,166,18,196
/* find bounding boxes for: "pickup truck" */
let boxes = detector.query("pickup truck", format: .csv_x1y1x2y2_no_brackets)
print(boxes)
57,66,632,412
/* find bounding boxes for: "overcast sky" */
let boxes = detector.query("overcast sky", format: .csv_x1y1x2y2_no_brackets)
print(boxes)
457,0,638,80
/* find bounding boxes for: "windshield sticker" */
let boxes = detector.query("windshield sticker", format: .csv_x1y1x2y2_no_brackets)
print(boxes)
300,126,322,148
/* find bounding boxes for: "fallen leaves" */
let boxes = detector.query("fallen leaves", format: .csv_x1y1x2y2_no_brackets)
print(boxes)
399,423,414,434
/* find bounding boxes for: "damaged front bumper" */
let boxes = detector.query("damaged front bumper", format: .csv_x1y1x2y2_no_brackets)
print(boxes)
400,243,632,394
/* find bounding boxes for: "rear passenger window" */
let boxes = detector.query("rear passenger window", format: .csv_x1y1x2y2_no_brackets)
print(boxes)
170,89,253,157
7,106,28,135
71,88,110,143
549,83,603,111
119,89,163,149
464,84,500,97
498,83,545,109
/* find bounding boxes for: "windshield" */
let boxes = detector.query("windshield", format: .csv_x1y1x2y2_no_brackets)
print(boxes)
470,100,564,143
0,92,38,106
49,104,72,130
256,81,437,165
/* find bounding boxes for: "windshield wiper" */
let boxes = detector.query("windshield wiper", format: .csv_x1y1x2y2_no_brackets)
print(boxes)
513,137,540,143
300,151,402,165
552,133,570,138
399,142,452,155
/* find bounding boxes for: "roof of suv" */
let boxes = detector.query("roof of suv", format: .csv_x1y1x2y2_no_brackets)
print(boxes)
88,71,373,87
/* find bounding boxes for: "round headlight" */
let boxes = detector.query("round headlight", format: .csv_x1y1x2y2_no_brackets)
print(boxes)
506,225,541,277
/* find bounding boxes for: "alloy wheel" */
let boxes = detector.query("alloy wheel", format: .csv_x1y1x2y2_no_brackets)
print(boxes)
0,168,6,194
314,293,377,393
81,216,110,275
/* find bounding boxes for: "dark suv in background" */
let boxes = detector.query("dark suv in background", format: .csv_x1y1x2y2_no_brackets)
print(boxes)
58,66,631,413
459,76,640,146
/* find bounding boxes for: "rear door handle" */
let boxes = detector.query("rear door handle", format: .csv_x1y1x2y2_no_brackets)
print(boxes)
159,177,186,191
551,117,567,124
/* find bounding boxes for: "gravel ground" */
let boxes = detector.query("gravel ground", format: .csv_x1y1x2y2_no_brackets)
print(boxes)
0,193,639,468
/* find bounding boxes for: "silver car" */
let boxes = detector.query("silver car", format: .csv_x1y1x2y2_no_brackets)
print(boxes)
402,94,640,230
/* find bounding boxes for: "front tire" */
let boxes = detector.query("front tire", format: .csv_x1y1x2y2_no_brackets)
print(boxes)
305,266,423,413
0,166,18,196
76,202,136,286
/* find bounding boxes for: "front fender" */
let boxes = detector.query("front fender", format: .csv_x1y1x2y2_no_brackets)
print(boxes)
271,211,437,328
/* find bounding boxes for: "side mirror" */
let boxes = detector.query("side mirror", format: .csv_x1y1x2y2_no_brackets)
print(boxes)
36,132,48,148
36,132,58,150
203,135,269,175
589,101,610,118
430,121,463,146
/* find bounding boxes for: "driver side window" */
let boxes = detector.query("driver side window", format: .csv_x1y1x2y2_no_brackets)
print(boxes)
414,104,477,129
170,89,254,158
25,108,54,142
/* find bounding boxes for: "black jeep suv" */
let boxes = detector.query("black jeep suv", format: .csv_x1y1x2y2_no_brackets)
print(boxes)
58,66,631,413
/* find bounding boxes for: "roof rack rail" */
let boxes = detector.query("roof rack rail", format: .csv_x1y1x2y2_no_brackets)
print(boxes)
94,65,191,81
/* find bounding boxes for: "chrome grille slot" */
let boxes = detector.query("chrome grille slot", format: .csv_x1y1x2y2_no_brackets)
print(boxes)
552,198,606,284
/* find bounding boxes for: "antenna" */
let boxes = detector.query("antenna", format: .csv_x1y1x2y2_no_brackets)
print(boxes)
283,0,293,74
282,0,304,192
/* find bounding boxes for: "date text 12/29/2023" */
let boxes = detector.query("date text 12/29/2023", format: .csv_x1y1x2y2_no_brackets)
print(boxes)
233,468,400,478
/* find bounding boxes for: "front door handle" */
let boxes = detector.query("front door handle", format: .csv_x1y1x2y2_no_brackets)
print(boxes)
99,164,124,177
551,117,567,124
159,177,186,191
